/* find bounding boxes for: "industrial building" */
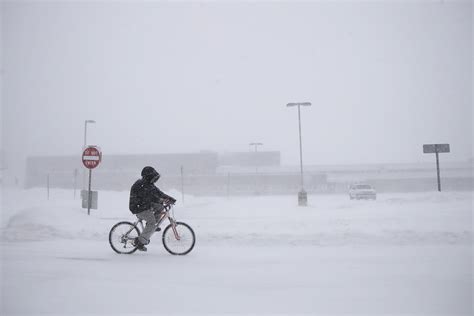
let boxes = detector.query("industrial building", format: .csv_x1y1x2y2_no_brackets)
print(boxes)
25,151,473,195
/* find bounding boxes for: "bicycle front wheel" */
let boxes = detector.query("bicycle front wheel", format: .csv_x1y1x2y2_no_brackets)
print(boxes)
162,222,195,255
109,221,140,254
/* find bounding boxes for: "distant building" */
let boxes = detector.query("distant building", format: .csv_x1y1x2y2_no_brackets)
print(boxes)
218,151,281,167
25,152,219,189
24,153,473,194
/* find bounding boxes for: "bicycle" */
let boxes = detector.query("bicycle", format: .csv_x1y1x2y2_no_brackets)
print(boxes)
108,203,196,255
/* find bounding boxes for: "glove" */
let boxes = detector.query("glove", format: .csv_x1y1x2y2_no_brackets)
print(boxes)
165,197,176,205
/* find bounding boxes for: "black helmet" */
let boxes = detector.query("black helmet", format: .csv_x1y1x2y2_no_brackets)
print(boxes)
141,166,160,183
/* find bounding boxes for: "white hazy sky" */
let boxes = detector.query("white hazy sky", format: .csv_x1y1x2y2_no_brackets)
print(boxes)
1,0,472,174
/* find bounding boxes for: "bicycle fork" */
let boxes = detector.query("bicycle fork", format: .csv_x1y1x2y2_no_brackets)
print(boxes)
169,218,181,241
158,212,181,241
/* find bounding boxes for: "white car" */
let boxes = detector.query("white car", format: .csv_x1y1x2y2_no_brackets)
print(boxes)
349,183,376,200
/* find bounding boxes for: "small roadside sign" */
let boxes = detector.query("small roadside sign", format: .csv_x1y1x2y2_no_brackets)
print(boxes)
81,190,98,209
423,144,450,154
423,143,451,192
82,146,102,215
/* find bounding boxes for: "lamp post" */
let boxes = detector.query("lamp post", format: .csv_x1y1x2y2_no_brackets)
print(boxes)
286,102,311,206
84,120,96,149
249,142,263,194
83,120,96,190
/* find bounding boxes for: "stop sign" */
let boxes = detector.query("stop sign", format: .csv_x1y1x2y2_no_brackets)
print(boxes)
82,146,102,169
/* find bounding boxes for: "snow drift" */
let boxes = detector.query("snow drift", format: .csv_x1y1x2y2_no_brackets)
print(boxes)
2,189,472,246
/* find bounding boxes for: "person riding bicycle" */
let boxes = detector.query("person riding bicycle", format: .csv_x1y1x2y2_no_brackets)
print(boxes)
129,166,176,251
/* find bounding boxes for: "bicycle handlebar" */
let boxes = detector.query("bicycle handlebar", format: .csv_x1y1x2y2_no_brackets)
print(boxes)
163,201,175,209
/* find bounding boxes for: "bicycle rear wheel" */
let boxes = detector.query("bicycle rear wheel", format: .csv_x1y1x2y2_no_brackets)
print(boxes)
162,222,195,255
109,221,140,254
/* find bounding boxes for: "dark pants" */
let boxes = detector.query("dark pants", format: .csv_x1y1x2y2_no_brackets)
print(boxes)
136,203,164,244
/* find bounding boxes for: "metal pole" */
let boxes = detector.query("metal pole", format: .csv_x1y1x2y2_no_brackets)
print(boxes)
88,169,92,215
249,142,263,194
83,121,87,148
47,174,50,200
254,144,258,174
254,145,258,194
286,102,310,206
227,172,230,198
436,151,441,192
82,120,95,191
180,166,185,204
83,121,87,191
73,169,78,199
297,104,304,190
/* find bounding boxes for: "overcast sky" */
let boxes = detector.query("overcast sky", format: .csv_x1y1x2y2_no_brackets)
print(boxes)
1,0,472,175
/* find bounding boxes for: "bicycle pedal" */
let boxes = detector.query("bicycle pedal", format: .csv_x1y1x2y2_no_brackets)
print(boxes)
137,245,147,252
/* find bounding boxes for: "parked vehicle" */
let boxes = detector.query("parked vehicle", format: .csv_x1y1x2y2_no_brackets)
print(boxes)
349,183,376,200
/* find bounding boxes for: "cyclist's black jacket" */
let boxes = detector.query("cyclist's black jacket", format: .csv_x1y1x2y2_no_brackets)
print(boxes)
129,171,175,214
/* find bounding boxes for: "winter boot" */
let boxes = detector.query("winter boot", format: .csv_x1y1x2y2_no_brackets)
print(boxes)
133,237,147,252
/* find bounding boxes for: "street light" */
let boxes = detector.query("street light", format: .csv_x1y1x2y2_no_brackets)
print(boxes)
83,120,96,190
286,102,311,206
249,142,263,194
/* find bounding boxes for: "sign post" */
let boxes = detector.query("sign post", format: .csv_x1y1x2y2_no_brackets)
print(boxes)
180,165,185,205
82,146,102,215
47,174,50,200
423,144,450,192
73,168,78,199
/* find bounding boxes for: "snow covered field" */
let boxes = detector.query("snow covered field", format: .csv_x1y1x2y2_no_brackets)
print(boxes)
1,188,472,315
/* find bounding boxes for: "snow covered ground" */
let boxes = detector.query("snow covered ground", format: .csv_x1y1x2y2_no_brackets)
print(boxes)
1,188,472,315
